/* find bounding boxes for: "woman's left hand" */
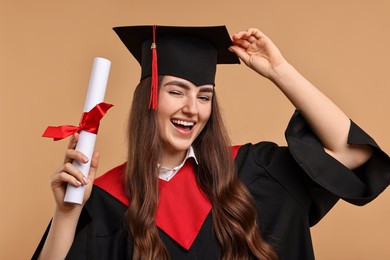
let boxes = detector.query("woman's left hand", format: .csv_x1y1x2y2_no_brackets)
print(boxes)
230,28,373,170
230,28,286,79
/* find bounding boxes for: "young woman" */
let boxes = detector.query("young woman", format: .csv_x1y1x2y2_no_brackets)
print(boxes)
33,25,390,260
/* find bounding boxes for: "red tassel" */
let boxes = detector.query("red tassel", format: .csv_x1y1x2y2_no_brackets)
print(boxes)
149,25,158,110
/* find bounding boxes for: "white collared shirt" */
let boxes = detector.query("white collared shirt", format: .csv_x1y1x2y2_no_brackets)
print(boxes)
158,146,198,181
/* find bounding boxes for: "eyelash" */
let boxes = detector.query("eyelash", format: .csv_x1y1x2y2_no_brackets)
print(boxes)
168,90,211,102
169,90,182,96
198,96,211,102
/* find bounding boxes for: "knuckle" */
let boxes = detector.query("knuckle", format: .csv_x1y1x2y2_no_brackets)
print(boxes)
64,162,72,171
58,171,69,179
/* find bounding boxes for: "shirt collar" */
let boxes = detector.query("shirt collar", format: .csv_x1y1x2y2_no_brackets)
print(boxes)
158,146,198,181
186,146,198,165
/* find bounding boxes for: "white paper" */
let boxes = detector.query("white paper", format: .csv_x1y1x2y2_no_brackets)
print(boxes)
64,57,111,204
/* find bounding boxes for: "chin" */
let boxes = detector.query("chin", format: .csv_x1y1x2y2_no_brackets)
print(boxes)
165,140,192,154
173,144,192,153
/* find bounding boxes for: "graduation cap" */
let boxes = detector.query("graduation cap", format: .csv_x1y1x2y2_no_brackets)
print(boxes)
113,25,240,109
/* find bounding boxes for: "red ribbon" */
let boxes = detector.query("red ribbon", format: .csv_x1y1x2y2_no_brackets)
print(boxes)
42,102,113,141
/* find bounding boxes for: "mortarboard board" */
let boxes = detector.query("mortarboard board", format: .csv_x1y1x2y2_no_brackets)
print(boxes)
113,25,240,109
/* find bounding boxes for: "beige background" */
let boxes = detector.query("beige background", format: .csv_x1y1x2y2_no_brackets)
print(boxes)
1,1,389,259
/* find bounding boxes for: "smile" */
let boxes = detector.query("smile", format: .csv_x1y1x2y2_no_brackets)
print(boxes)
171,119,195,131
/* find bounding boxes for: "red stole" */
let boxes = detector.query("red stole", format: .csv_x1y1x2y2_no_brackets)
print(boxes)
156,159,210,249
94,145,241,250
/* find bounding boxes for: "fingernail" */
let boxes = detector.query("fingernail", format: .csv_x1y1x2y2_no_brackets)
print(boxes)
75,180,82,186
82,156,89,163
82,177,89,185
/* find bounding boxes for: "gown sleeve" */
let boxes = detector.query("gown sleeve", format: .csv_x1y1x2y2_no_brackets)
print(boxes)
285,110,390,225
31,186,131,259
31,207,92,260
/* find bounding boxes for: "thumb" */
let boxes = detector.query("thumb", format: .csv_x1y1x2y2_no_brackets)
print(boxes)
229,46,251,66
82,152,100,204
88,152,100,183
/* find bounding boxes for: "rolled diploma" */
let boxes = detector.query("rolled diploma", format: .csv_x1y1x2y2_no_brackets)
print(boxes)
64,57,111,204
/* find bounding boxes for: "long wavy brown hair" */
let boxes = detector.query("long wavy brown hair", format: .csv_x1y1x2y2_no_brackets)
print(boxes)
125,76,277,260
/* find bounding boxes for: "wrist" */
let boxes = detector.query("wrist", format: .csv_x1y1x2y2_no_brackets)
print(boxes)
54,205,83,219
268,61,298,86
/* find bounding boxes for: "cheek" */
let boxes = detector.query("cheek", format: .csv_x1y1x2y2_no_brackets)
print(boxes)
199,106,212,124
156,98,172,120
156,108,169,132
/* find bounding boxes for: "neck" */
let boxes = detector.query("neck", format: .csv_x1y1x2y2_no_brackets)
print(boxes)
160,148,187,169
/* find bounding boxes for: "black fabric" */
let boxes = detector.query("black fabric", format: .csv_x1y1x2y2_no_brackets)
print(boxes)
140,35,218,86
113,25,240,86
32,112,390,259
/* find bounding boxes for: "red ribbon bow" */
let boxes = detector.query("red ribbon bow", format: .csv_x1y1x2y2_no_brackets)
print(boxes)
42,102,113,141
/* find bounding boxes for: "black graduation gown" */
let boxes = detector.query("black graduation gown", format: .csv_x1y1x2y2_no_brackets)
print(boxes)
32,112,390,259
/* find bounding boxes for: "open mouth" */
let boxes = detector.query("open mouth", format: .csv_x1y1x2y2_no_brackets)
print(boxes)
171,119,195,131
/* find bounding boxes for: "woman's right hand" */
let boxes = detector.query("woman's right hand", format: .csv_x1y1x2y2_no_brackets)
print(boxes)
38,134,100,260
50,133,100,214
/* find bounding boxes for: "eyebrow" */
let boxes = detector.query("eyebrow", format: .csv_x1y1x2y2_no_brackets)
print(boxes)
163,80,214,93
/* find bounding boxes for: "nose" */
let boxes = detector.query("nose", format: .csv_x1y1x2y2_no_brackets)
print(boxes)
182,95,198,115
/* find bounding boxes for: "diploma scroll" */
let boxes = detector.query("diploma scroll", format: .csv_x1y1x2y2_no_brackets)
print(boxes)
64,57,111,204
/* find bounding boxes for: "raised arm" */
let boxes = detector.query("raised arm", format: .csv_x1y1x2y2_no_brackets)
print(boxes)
229,28,372,169
38,134,99,260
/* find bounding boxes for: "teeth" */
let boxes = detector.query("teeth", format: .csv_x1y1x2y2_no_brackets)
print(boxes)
172,119,194,127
